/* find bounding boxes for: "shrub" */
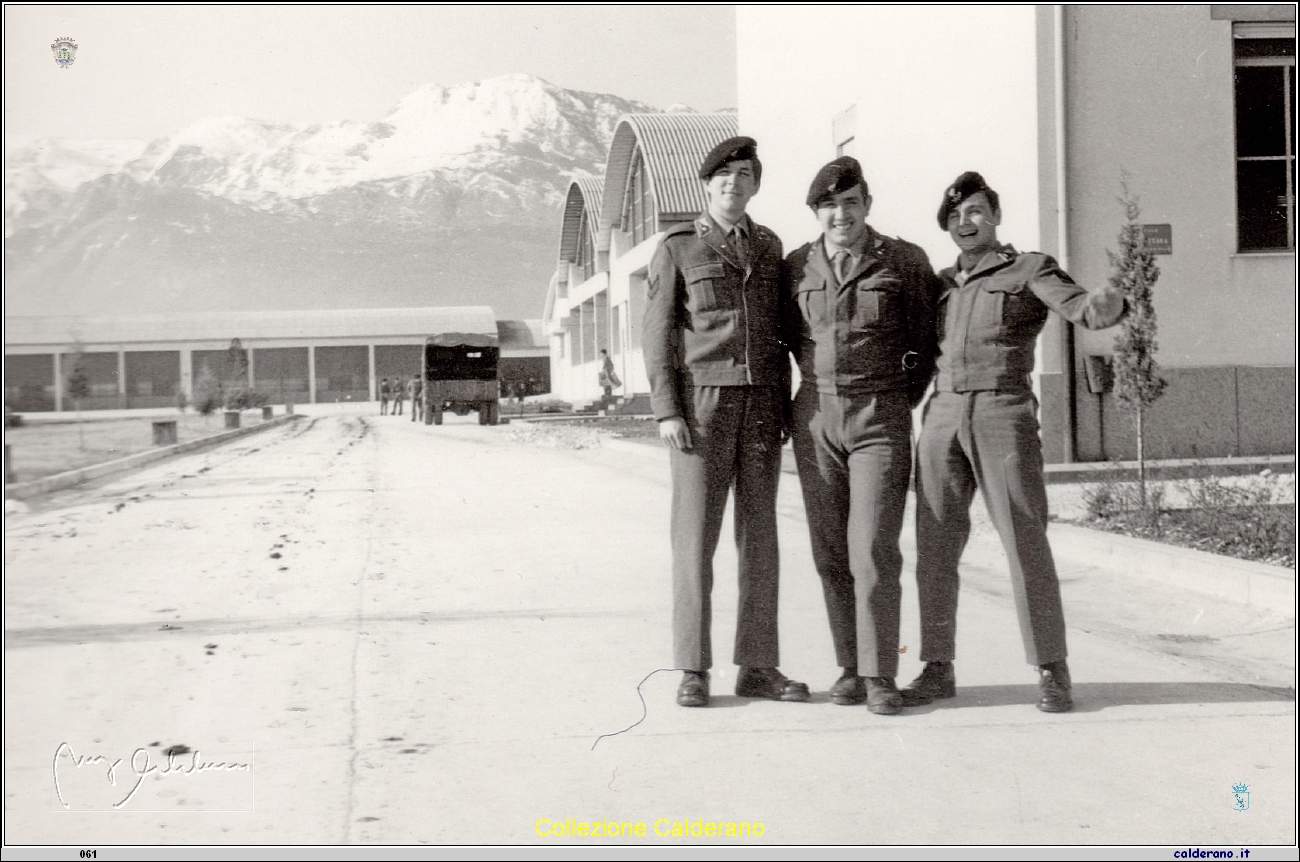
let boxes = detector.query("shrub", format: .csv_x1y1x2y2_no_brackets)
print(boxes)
193,363,222,415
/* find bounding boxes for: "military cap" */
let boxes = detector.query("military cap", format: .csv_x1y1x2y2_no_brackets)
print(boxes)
698,135,762,183
806,156,869,207
937,171,1001,229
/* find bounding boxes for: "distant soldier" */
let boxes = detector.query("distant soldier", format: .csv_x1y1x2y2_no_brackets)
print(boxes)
409,375,423,422
599,348,621,400
379,377,391,415
393,376,405,416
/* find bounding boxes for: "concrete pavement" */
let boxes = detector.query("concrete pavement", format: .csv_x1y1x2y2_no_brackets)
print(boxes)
4,408,1295,846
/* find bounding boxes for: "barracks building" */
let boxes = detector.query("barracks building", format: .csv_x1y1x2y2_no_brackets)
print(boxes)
3,308,548,412
736,4,1296,463
544,112,741,412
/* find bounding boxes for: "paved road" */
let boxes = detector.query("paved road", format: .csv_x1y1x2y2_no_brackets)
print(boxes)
4,409,1295,846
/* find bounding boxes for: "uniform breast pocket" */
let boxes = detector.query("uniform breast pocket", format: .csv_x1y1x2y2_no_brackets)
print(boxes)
795,284,829,329
853,281,901,329
684,262,726,311
981,281,1026,339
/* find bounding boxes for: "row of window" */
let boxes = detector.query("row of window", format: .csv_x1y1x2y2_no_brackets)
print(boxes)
570,148,660,282
562,295,626,366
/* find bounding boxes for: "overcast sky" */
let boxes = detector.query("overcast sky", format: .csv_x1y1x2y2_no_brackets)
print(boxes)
4,5,737,141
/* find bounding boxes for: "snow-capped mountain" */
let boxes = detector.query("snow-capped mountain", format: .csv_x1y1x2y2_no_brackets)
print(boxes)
5,74,662,320
4,137,148,227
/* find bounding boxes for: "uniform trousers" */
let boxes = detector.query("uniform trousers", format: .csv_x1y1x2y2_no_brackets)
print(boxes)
914,390,1068,666
670,384,784,672
792,385,912,678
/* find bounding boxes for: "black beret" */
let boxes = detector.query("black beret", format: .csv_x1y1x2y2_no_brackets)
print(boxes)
937,171,1000,229
698,135,762,182
806,156,869,207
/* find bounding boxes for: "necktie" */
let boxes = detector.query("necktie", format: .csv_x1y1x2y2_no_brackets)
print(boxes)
730,228,748,267
833,250,851,285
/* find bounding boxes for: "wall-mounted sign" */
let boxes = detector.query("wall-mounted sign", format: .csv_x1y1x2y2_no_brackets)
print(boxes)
1142,223,1172,255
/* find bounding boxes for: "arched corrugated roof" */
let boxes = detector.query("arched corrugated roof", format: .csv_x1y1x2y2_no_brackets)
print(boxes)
557,172,604,263
599,112,739,232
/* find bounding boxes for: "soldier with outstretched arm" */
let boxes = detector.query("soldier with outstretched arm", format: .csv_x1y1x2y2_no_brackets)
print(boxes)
904,172,1126,712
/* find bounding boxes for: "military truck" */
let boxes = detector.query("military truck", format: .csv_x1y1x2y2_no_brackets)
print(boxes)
422,333,501,426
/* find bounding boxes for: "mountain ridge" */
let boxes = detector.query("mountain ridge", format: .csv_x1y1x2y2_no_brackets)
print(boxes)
5,74,671,321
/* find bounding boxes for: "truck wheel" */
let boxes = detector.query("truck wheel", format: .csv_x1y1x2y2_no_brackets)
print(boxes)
487,401,500,426
433,403,444,425
477,403,489,425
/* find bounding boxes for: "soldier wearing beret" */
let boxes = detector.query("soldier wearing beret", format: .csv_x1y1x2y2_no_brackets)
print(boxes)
787,156,940,715
904,172,1126,712
643,135,809,708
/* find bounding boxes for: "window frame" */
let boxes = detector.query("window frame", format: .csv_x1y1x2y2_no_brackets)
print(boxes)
622,150,656,246
1233,23,1296,252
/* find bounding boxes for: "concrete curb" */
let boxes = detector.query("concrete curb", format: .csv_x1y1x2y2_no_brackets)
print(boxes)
600,436,1295,614
1044,454,1294,484
4,414,305,500
1044,521,1295,614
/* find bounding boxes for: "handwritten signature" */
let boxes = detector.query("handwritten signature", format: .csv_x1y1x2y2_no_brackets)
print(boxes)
53,742,251,809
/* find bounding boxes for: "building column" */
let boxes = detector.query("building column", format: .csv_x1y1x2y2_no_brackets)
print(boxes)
117,349,127,410
308,346,318,404
367,344,377,402
179,349,193,401
53,351,63,412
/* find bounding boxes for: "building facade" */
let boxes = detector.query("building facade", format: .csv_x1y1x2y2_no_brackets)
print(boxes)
4,308,548,412
737,4,1295,462
543,112,741,409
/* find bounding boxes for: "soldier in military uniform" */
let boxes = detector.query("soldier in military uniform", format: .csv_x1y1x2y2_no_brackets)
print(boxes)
787,157,940,715
904,172,1126,713
643,136,809,708
379,377,391,415
409,374,423,422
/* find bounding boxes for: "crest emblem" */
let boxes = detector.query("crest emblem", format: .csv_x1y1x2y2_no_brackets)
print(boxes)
1232,782,1250,812
51,37,78,69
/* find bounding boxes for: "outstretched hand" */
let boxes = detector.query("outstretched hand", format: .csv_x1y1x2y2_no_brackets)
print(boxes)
1096,282,1126,320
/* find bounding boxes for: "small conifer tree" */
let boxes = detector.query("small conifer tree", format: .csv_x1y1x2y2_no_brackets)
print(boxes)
65,343,91,450
1107,187,1167,515
221,339,249,410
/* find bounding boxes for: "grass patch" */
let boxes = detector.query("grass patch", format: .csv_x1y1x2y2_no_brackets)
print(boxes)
4,413,259,484
1074,469,1296,568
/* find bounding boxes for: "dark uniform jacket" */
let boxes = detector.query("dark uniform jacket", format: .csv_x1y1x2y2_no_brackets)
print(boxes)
787,228,939,407
644,213,789,421
935,245,1125,393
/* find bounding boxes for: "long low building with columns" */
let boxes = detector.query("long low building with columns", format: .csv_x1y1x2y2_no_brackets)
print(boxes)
3,308,548,412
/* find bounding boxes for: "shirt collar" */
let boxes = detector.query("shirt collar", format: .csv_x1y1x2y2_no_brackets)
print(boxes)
823,225,877,262
706,210,750,238
954,243,1016,276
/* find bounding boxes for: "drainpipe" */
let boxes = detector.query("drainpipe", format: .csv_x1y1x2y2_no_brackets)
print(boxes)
1055,4,1078,463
